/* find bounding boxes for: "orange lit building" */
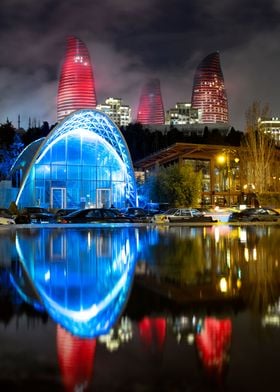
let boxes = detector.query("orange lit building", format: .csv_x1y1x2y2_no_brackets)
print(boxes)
134,142,241,207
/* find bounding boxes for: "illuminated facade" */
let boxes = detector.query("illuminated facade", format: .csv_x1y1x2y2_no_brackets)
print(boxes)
258,117,280,146
191,52,228,124
15,226,138,337
97,97,131,126
137,78,165,125
135,143,241,207
12,109,137,209
57,36,97,122
165,102,202,125
196,317,232,376
57,326,96,392
138,317,166,351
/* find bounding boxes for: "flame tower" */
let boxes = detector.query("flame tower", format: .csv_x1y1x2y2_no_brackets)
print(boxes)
57,36,97,122
137,78,165,125
191,52,228,123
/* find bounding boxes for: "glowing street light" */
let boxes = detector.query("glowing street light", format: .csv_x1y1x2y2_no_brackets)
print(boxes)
216,150,240,207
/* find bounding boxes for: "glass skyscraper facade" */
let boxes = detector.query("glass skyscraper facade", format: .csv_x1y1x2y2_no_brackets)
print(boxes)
137,78,165,125
57,36,97,122
191,52,228,124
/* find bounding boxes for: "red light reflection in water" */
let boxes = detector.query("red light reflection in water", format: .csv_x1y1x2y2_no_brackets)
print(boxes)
138,317,166,351
56,325,96,392
196,317,232,377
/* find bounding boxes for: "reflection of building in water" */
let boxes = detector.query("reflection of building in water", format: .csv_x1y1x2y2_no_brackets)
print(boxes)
195,317,232,377
263,299,280,327
138,317,166,351
57,325,96,392
136,225,280,311
98,316,133,351
240,226,280,313
136,225,243,302
15,227,138,337
0,231,16,267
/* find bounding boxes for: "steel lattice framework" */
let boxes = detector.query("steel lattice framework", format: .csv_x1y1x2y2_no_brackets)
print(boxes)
16,109,137,208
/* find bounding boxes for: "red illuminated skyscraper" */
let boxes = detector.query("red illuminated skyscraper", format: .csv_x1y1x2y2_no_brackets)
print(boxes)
57,36,97,122
191,52,228,124
137,78,165,125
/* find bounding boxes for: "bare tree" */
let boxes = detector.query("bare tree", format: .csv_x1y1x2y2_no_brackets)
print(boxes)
240,101,276,193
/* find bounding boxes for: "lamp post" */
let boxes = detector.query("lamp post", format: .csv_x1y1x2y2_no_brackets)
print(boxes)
216,153,229,206
216,151,239,207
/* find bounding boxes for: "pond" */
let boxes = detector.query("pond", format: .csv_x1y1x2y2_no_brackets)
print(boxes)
0,223,280,391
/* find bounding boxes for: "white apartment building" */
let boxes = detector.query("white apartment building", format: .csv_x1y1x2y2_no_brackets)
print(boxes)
165,102,202,125
97,97,131,126
258,117,280,146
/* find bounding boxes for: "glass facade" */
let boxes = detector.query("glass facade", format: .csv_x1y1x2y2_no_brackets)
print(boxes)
137,78,165,125
57,36,97,122
191,52,228,124
15,109,137,209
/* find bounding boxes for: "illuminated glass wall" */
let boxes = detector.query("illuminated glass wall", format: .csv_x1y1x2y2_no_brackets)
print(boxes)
137,78,165,125
191,52,228,123
15,109,137,209
57,36,97,122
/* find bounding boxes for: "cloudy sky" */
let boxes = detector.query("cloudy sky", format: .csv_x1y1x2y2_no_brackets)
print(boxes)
1,0,280,131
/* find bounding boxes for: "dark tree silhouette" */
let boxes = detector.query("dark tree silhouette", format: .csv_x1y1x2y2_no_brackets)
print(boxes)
0,120,16,148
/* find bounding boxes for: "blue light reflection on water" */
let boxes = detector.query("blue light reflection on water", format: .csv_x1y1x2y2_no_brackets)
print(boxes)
14,226,141,338
2,224,280,390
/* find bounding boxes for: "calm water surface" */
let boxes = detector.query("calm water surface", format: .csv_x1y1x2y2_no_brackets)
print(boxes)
0,223,280,391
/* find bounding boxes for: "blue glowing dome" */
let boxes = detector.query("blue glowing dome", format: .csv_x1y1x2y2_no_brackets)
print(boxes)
15,227,138,337
14,109,137,209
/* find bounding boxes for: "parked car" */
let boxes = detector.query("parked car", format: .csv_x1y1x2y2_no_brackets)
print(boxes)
202,206,239,223
122,207,153,222
55,208,78,222
59,208,133,223
143,202,170,215
17,207,56,224
0,208,16,225
228,207,280,222
151,208,215,223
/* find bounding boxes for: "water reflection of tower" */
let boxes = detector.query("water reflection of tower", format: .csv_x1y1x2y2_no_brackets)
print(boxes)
57,325,96,392
195,317,232,380
138,317,166,352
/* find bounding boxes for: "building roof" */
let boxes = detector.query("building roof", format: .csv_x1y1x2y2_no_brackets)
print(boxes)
134,142,238,170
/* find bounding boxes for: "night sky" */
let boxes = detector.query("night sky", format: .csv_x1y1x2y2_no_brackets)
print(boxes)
1,0,280,131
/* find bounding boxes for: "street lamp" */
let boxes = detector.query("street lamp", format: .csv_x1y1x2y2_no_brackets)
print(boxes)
216,151,240,207
216,152,229,206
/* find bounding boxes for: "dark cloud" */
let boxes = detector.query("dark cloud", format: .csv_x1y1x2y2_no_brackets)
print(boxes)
0,0,280,130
